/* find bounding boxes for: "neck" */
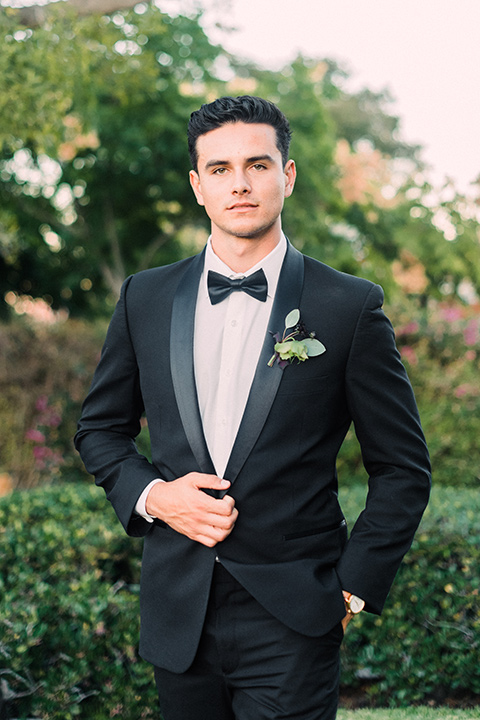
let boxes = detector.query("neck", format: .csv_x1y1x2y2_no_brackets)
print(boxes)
210,228,282,274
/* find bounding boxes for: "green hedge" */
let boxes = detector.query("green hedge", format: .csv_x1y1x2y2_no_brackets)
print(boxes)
340,484,480,706
1,483,479,718
0,484,157,720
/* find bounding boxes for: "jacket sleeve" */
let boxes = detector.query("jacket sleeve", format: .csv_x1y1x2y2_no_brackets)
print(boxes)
336,284,431,614
75,276,160,537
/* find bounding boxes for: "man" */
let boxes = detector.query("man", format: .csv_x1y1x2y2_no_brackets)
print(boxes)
75,95,431,719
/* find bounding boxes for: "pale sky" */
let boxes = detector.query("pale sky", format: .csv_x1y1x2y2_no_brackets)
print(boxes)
4,0,480,197
196,0,480,198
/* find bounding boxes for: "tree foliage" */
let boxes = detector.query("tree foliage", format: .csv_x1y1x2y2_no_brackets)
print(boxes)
1,2,224,314
230,57,348,264
1,1,478,319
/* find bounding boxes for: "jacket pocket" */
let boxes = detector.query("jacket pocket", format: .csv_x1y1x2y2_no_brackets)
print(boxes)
283,519,346,541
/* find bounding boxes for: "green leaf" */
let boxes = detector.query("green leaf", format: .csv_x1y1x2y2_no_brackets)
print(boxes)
303,338,326,356
284,308,300,329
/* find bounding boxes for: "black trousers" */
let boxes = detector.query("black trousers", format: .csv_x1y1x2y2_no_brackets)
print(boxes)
154,563,343,720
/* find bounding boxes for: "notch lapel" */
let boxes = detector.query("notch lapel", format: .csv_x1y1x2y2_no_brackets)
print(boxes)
170,250,215,474
224,242,305,482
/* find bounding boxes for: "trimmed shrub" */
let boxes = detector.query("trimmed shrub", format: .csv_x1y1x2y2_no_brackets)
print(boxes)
0,484,157,719
340,485,480,707
1,483,479,716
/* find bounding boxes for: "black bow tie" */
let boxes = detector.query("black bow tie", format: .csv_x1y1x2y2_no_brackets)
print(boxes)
207,268,268,305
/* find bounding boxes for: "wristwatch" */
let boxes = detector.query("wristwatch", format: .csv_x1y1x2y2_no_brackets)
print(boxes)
342,591,365,615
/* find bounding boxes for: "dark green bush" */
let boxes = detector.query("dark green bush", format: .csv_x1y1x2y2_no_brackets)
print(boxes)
1,483,479,717
0,483,158,719
340,485,480,707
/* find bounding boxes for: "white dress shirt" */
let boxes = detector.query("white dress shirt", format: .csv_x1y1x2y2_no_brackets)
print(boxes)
135,235,287,521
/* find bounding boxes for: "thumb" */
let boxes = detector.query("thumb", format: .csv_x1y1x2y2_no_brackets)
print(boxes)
193,473,230,490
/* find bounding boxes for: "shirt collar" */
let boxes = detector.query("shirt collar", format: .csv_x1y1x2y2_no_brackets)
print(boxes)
202,234,287,301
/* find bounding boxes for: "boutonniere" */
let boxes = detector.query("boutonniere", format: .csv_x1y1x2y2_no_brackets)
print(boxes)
268,309,326,369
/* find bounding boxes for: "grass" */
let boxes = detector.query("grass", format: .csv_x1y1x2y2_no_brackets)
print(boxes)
337,710,479,719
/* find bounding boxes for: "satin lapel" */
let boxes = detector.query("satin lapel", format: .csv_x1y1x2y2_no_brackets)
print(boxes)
224,242,305,483
170,250,215,474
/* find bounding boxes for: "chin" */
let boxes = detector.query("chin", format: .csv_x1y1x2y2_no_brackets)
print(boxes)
229,223,274,240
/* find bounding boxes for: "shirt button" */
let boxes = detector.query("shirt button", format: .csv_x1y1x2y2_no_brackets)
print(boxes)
231,319,237,327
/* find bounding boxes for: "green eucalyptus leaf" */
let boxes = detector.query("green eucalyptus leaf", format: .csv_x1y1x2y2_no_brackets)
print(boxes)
285,308,300,329
303,338,326,356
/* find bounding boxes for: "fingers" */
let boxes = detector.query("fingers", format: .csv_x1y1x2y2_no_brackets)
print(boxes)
193,474,231,491
195,520,237,548
191,474,238,517
220,493,236,513
146,472,238,547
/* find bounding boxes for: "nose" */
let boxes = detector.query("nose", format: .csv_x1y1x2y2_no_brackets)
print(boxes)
232,170,251,195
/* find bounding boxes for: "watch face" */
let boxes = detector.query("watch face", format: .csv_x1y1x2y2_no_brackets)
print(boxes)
349,595,365,614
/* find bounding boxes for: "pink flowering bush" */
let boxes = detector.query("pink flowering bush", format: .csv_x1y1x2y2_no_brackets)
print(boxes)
0,318,105,489
24,395,64,475
338,296,480,488
398,299,480,487
2,293,479,491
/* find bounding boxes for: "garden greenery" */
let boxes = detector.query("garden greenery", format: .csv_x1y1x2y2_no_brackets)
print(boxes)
1,5,479,718
337,296,480,489
0,270,479,719
339,485,480,707
1,484,479,717
2,292,479,492
0,484,154,719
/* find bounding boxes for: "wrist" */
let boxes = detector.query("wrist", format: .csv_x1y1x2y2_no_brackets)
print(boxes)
136,479,164,521
144,479,167,518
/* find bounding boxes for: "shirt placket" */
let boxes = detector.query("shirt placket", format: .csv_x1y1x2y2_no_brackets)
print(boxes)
212,290,246,478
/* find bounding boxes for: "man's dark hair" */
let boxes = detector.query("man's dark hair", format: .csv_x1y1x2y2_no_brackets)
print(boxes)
188,95,292,172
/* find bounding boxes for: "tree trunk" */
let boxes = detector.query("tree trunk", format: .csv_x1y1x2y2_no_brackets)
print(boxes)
100,262,125,300
102,197,126,297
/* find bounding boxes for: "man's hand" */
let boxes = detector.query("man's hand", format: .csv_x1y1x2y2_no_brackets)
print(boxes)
341,590,364,633
341,611,353,634
145,472,238,547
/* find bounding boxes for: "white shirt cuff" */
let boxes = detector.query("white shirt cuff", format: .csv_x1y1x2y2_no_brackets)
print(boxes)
135,478,164,522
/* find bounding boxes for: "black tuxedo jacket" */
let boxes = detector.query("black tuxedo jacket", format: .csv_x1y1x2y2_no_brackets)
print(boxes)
75,241,431,672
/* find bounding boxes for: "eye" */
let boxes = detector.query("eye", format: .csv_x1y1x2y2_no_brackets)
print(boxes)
213,167,228,175
252,163,266,171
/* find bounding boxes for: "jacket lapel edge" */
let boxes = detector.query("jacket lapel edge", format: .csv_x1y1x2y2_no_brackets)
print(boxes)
170,250,215,474
224,242,305,482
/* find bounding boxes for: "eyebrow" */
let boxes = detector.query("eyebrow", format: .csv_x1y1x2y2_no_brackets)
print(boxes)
204,154,275,169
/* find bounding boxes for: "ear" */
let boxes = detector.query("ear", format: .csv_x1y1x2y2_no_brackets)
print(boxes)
283,159,296,199
189,170,205,206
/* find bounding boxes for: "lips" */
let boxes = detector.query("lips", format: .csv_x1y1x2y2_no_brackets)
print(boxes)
228,202,258,210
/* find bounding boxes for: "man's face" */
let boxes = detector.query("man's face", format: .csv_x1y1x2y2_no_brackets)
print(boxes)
189,122,296,245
